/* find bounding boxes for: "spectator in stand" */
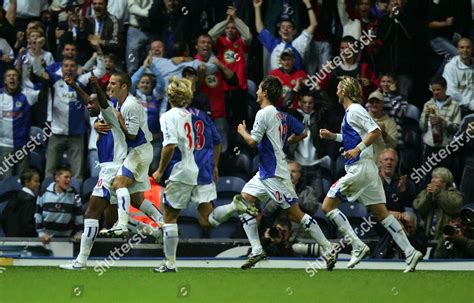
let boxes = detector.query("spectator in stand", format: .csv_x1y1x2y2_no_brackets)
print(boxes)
126,0,157,74
261,217,295,257
0,68,43,179
378,73,406,148
442,38,474,116
182,66,211,115
376,0,416,100
419,76,461,172
319,35,379,102
269,48,307,109
1,168,40,237
35,166,83,244
38,47,105,181
254,0,317,71
47,43,78,75
194,34,238,153
413,167,464,241
367,90,397,161
16,27,55,90
208,5,252,129
378,148,416,215
84,0,123,61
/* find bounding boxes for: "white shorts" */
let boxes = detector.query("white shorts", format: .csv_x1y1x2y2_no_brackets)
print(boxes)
242,172,299,210
117,143,153,193
91,163,121,204
191,183,217,204
163,180,196,210
327,159,386,206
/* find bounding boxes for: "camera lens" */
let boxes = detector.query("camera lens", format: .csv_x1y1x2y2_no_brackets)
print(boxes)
443,225,455,236
460,208,473,223
269,227,281,238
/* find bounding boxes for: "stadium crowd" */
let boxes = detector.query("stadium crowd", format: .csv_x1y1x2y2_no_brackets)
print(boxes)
0,0,473,260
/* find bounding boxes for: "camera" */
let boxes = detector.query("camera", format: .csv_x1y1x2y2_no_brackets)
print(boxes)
269,227,282,239
442,208,474,249
443,223,461,236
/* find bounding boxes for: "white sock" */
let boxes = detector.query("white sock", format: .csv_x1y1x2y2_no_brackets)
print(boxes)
116,188,131,227
301,214,331,250
128,217,162,240
76,219,99,264
240,213,262,255
163,224,179,266
326,209,365,249
139,199,164,226
208,203,238,227
381,215,415,256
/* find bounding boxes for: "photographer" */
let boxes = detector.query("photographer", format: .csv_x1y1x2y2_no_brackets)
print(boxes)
413,167,464,241
262,218,294,257
434,208,474,258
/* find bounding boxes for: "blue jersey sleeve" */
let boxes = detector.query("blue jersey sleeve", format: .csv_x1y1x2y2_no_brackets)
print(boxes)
285,112,305,136
258,29,280,53
206,114,221,145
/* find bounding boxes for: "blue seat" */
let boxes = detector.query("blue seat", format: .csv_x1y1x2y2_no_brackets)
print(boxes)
29,126,48,148
41,176,81,194
178,222,204,239
405,104,421,121
29,150,45,175
321,175,333,197
335,155,346,179
82,176,99,202
338,201,369,219
209,222,238,239
319,155,333,178
0,176,22,197
216,176,246,196
180,204,200,220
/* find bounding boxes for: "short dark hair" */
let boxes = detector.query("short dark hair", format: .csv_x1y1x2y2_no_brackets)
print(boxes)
380,72,397,82
61,42,76,51
261,76,282,104
140,73,156,88
112,71,131,89
54,165,71,178
341,35,357,44
20,168,39,186
430,76,447,88
278,18,296,29
172,42,189,57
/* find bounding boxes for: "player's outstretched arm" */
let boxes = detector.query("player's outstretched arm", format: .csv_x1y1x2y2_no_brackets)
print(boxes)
319,129,342,142
89,72,109,109
237,120,257,147
287,131,307,144
64,75,91,106
152,144,177,184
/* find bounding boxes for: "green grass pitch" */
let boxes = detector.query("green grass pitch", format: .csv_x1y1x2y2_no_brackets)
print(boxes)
0,267,472,302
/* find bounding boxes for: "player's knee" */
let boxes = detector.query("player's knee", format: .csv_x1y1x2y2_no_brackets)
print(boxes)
322,201,335,214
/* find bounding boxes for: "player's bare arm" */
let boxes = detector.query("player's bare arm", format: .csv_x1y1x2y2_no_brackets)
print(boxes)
237,120,257,147
153,143,177,183
345,128,382,160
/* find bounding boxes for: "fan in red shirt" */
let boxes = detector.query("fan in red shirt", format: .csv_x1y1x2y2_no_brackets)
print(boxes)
209,5,252,129
269,48,307,109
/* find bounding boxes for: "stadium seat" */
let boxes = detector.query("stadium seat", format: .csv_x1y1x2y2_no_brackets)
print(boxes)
29,126,48,148
218,150,252,180
29,150,45,175
209,221,238,239
178,221,204,239
41,176,81,194
338,201,369,219
405,104,421,121
335,155,346,179
180,203,200,220
321,174,333,196
0,176,22,198
82,176,99,202
216,176,246,197
319,155,333,179
252,155,259,175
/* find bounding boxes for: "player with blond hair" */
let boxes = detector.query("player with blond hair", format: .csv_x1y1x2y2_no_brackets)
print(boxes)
320,76,422,272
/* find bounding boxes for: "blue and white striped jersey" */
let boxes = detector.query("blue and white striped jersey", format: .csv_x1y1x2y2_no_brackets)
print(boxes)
0,88,39,149
96,103,127,164
47,57,105,135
